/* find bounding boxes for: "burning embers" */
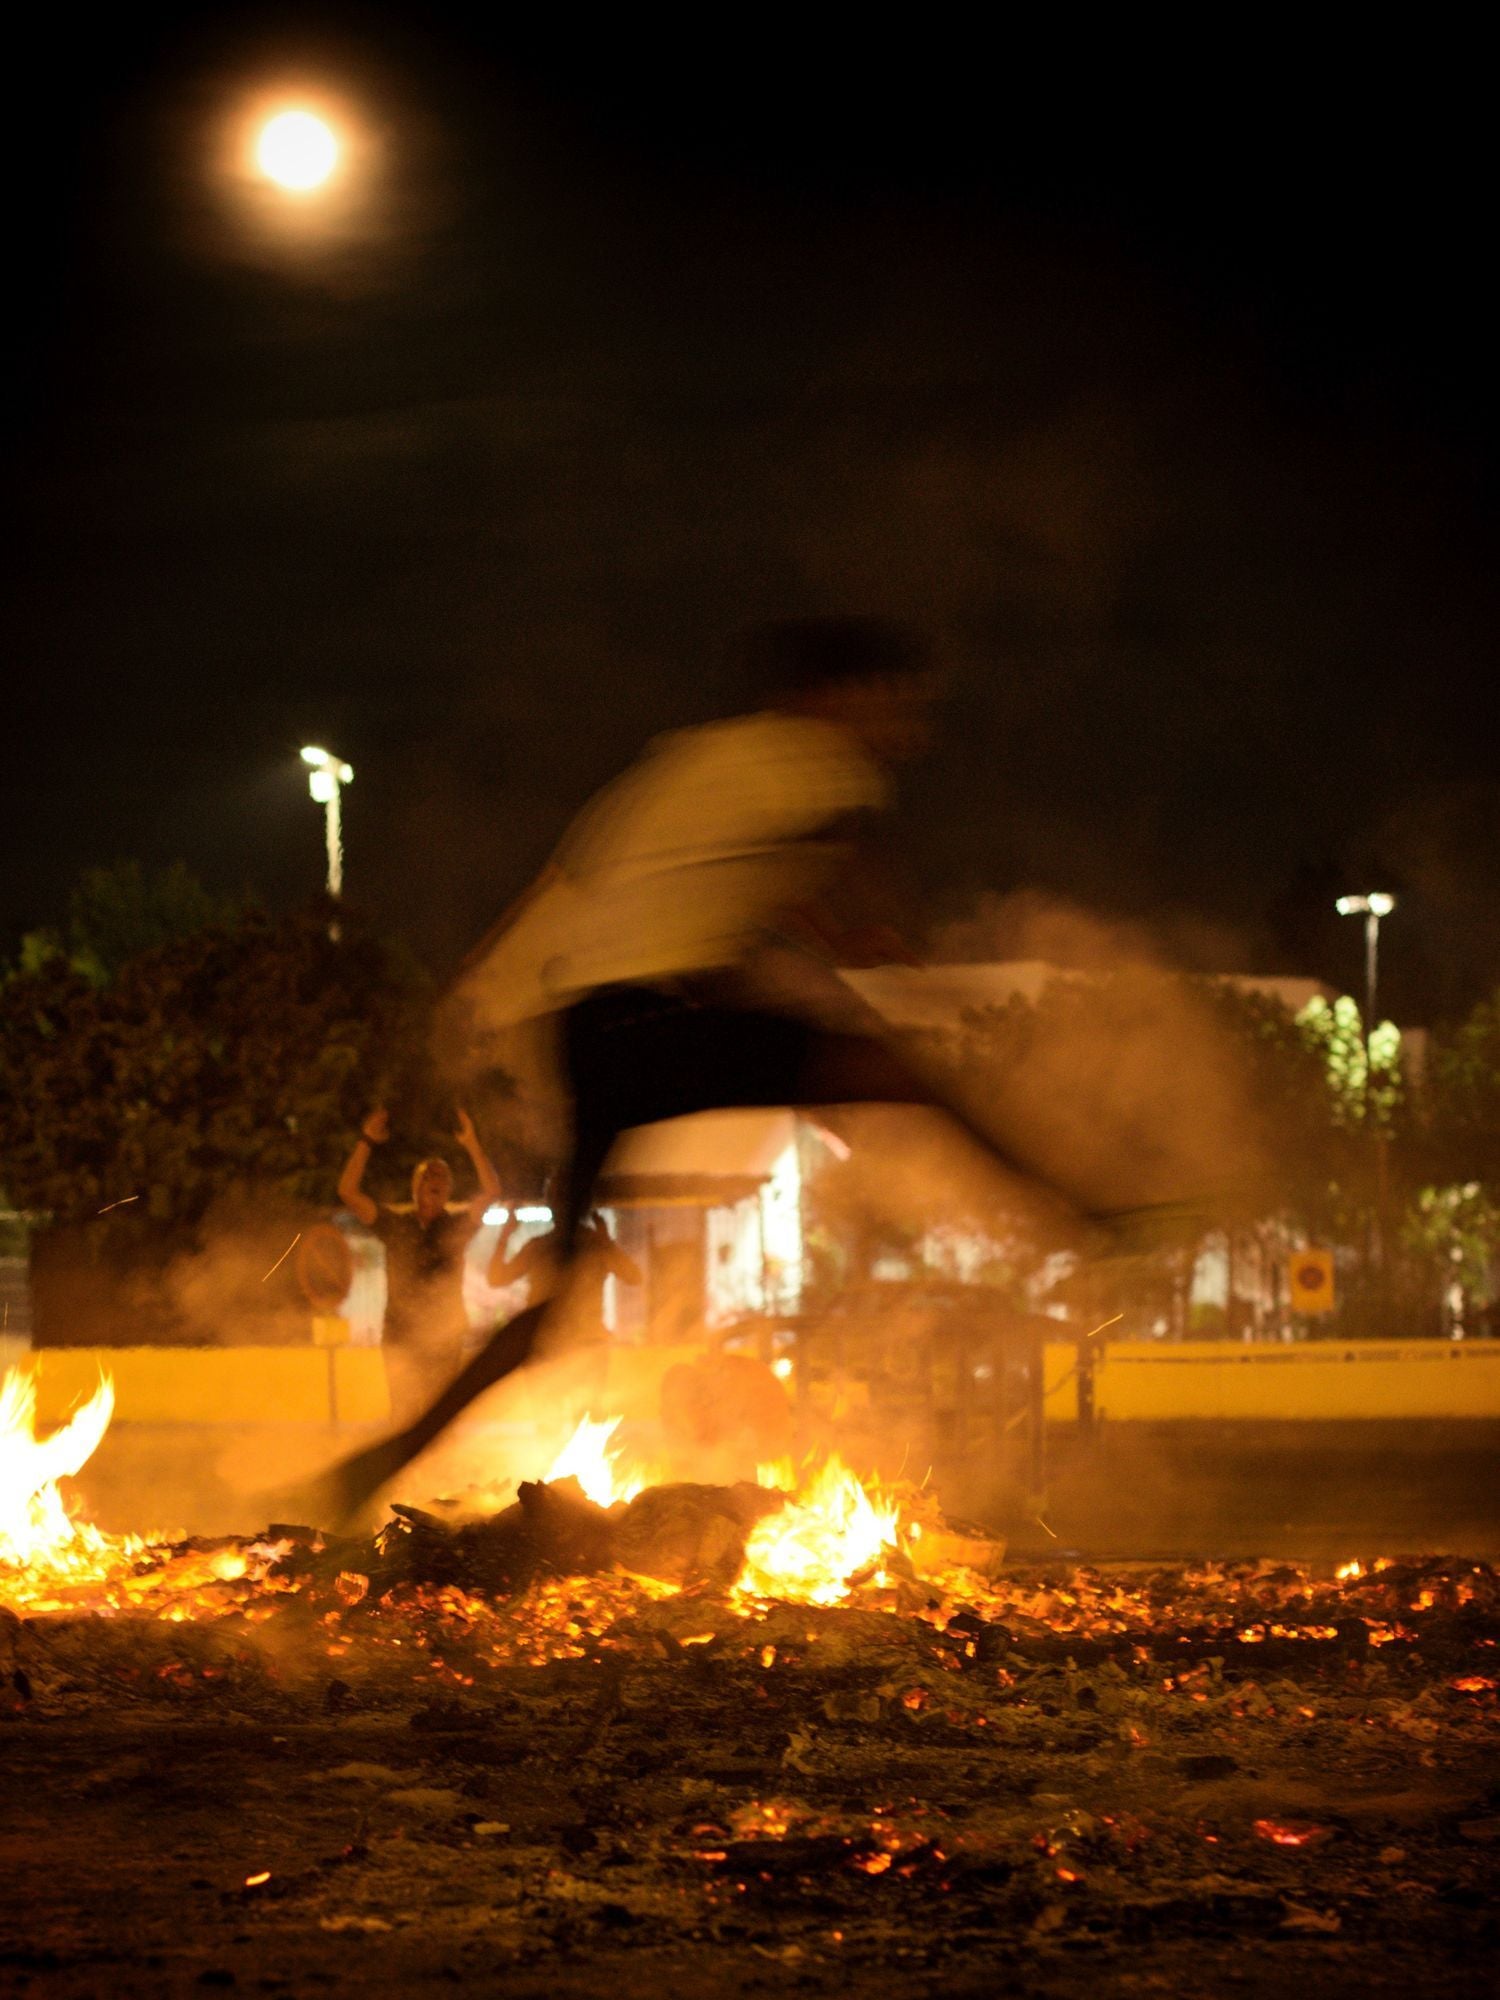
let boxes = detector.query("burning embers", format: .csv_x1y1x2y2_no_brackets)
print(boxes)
6,1369,1499,1996
531,1413,901,1608
4,1363,1500,1696
0,1369,914,1623
0,1368,293,1620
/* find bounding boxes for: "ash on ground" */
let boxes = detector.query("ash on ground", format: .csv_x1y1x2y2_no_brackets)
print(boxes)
1,1519,1496,1998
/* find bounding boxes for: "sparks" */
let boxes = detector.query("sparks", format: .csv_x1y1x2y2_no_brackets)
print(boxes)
260,1234,302,1284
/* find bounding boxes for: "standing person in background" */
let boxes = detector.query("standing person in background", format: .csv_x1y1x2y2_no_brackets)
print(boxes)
487,1201,642,1307
337,1107,502,1419
488,1201,643,1419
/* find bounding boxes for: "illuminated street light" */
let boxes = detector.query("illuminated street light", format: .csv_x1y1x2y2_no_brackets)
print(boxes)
1335,892,1397,1044
300,746,354,901
1337,892,1398,1287
255,110,340,193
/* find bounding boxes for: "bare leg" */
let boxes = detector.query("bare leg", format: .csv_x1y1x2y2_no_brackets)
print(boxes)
317,1304,550,1523
309,992,1138,1528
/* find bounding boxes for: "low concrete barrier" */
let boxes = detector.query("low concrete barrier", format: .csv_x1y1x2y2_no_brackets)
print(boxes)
17,1346,390,1428
1078,1339,1500,1422
10,1338,1500,1430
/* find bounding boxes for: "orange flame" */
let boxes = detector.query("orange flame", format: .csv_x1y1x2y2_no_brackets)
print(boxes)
0,1368,124,1581
734,1452,898,1607
540,1415,647,1509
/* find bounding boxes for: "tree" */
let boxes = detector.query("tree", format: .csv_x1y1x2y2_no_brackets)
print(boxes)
0,901,468,1238
1427,986,1500,1191
1401,987,1500,1331
1,882,542,1343
895,970,1434,1336
17,860,241,988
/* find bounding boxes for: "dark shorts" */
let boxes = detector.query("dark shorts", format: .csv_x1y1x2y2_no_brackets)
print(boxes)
564,985,816,1133
555,985,820,1247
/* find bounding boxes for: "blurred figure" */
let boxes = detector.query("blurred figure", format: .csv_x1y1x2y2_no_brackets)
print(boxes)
337,1106,501,1418
487,1202,641,1300
487,1200,642,1418
318,617,1077,1519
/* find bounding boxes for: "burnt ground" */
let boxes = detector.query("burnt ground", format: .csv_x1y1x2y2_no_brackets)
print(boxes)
2,1541,1498,1999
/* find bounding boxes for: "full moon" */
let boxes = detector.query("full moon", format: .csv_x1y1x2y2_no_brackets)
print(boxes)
255,110,339,192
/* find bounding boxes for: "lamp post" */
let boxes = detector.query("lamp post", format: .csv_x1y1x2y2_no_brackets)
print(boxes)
1334,892,1396,1068
1336,891,1397,1290
300,746,354,903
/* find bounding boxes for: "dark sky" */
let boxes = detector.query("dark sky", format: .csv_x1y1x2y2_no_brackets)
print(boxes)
5,11,1496,1024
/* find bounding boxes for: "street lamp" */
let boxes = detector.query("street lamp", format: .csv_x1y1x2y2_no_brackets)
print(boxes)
1337,891,1397,1289
300,746,353,901
1334,892,1396,1047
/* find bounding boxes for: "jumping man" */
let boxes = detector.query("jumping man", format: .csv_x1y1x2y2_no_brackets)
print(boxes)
315,618,1086,1521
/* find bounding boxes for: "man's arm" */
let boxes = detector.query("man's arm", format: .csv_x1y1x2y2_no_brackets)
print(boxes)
602,1237,643,1287
487,1225,556,1291
337,1108,387,1227
454,1107,502,1220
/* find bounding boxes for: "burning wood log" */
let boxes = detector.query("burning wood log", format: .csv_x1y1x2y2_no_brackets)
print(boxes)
376,1476,616,1597
376,1476,787,1596
611,1479,786,1586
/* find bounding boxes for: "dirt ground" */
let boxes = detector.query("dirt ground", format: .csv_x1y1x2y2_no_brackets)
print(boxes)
2,1533,1497,1999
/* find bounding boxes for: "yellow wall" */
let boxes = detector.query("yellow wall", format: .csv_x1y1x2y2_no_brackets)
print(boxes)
1080,1339,1500,1422
11,1338,1500,1429
22,1346,338,1426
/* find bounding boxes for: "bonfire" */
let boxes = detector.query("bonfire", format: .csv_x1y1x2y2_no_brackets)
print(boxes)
2,1364,1497,1997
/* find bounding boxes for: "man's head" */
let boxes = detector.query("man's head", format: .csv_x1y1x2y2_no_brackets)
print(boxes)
412,1157,454,1222
752,616,938,765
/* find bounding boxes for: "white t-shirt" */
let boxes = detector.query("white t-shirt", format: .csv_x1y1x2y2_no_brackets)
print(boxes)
460,711,889,1029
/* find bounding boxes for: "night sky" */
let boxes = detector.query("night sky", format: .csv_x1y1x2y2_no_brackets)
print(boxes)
6,12,1496,1025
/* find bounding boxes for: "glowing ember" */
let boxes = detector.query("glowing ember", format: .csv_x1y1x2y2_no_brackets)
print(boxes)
733,1800,795,1838
734,1452,898,1607
1253,1818,1332,1848
541,1414,646,1509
